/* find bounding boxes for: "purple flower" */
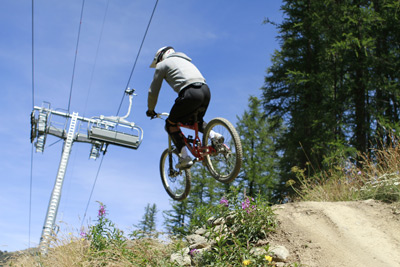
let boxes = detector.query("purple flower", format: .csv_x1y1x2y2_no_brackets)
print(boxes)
242,198,250,210
98,205,106,217
242,198,256,213
220,197,229,207
80,231,87,239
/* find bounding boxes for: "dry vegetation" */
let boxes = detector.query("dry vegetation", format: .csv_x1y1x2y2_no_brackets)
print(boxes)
291,135,400,203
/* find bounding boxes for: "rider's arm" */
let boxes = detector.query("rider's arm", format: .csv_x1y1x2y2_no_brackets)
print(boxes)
148,67,166,111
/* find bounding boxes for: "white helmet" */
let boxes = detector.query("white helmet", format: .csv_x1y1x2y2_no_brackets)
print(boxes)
150,46,175,68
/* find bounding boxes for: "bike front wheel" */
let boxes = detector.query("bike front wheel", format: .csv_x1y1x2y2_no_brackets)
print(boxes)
203,117,243,183
160,148,191,201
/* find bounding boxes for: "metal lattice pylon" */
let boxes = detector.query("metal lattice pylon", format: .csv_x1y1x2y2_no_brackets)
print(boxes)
39,112,79,254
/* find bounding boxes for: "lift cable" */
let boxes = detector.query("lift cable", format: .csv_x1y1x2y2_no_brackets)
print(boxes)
82,0,110,117
80,0,159,227
29,0,35,248
56,0,87,231
64,0,110,214
116,0,159,116
81,154,105,228
67,0,86,113
31,1,35,110
78,0,110,227
80,0,158,227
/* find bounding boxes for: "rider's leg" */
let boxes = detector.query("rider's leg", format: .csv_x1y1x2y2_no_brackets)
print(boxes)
165,120,185,154
194,86,222,141
168,86,203,159
198,121,220,137
165,120,193,168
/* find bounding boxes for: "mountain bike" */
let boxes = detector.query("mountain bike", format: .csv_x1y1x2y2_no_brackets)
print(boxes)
152,111,243,201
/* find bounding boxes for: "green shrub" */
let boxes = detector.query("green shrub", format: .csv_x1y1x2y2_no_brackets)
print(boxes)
190,188,277,266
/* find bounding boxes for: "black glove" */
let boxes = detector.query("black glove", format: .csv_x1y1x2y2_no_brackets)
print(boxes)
146,109,156,118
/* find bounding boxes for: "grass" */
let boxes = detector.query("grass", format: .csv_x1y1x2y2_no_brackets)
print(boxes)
6,235,186,266
290,134,400,203
5,194,283,267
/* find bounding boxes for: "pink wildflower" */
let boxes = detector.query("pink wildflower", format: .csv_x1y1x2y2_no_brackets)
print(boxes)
220,197,229,207
242,198,250,210
98,205,106,217
242,198,256,214
80,231,87,239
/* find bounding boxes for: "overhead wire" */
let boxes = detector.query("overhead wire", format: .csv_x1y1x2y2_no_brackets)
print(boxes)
75,0,111,227
116,0,159,116
55,0,87,231
31,0,35,110
82,0,110,117
67,0,86,113
63,0,109,217
80,0,160,226
81,154,105,228
30,0,88,245
80,0,160,227
29,0,35,248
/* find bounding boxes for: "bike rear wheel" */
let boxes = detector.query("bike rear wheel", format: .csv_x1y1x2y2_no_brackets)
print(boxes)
203,117,242,183
160,148,191,201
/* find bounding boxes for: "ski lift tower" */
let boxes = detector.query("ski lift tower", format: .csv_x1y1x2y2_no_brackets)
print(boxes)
30,89,143,254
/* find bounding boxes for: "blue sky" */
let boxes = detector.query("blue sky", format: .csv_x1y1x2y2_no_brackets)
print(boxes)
0,0,283,252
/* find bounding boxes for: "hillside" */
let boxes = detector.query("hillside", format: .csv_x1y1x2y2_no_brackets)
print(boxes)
2,200,400,266
270,200,400,267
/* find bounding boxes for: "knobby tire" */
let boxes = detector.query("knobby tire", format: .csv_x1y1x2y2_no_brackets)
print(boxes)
160,148,191,201
203,117,242,183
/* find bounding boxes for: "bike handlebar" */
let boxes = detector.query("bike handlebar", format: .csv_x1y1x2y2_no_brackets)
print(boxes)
151,112,169,119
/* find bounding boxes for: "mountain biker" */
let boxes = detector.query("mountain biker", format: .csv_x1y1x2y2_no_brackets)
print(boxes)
146,46,220,169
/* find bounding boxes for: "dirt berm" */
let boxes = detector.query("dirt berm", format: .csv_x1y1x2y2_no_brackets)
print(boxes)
269,200,400,267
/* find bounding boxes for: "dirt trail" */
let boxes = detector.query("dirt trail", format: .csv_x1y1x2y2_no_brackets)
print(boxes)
270,200,400,267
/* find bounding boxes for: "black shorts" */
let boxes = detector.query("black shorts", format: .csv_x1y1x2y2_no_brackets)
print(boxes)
168,83,211,125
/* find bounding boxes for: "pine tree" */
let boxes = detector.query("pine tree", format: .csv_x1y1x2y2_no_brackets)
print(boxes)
133,203,158,238
236,96,282,201
163,200,189,236
263,0,400,193
263,0,340,182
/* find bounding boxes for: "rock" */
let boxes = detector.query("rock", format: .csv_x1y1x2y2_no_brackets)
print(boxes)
170,247,191,266
270,245,290,262
203,224,228,239
207,216,216,225
256,239,269,246
213,224,228,233
186,234,207,245
189,241,211,250
213,217,225,225
250,247,267,256
194,228,207,235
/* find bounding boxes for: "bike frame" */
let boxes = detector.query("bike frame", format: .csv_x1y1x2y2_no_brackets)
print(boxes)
171,122,216,162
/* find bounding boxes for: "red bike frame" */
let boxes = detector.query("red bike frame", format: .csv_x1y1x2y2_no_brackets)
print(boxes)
178,122,216,161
